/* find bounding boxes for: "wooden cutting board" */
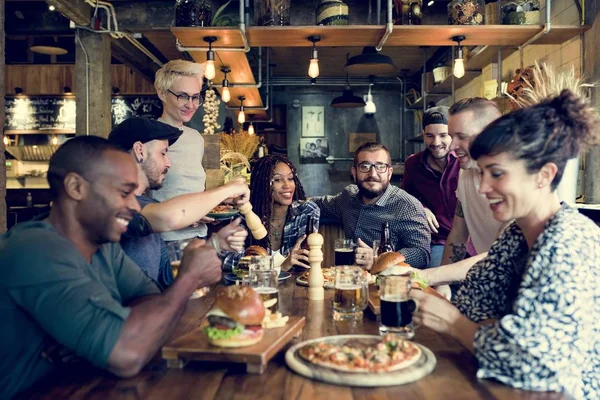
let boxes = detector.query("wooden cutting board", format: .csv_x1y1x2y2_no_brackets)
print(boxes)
368,289,381,315
285,335,437,387
162,316,305,374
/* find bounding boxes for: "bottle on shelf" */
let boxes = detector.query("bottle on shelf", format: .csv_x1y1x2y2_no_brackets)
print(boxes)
26,192,33,208
301,216,315,250
377,222,395,256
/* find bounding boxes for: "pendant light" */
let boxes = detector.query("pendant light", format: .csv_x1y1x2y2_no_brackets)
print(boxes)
331,55,367,108
237,96,246,124
203,36,217,80
51,135,59,146
307,36,321,79
452,35,466,79
248,121,255,135
363,81,376,115
344,46,396,76
221,67,231,103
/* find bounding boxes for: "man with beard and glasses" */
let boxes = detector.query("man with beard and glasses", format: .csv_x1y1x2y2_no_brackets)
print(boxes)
313,142,431,268
402,106,460,267
108,118,249,288
0,136,222,398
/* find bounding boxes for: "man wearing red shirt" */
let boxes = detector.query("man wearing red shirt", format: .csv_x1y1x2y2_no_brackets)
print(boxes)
402,106,460,267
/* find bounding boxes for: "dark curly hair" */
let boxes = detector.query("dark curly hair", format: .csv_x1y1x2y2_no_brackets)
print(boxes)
470,89,600,190
248,154,307,248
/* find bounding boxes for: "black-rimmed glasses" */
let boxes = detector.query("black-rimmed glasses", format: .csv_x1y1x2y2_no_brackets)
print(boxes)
167,90,203,106
355,162,390,173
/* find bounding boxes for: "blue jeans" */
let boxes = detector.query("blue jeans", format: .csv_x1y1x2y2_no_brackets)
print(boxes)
428,244,445,268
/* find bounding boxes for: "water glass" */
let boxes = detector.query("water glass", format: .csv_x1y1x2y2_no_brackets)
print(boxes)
249,269,280,313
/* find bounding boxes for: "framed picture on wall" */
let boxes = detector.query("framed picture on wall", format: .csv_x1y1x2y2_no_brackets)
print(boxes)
302,106,325,137
300,138,328,164
349,133,377,153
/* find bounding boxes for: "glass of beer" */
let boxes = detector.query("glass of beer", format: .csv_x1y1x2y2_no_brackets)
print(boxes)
334,239,356,266
249,269,279,313
379,274,417,339
333,266,368,321
167,240,209,298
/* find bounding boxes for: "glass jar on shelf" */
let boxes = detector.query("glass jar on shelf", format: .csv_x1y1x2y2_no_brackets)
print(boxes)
448,0,485,25
393,0,422,25
256,0,292,26
175,0,212,27
316,0,349,26
501,0,540,25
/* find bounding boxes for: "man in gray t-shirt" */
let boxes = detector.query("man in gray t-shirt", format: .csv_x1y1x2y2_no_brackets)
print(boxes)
151,60,209,241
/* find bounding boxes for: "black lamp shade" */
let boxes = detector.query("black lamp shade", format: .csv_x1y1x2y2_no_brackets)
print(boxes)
345,46,396,76
330,89,366,108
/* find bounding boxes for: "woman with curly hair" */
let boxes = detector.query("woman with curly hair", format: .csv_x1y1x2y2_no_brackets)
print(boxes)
410,89,600,399
222,154,320,271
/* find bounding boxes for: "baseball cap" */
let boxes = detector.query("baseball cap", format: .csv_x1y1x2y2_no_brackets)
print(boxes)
108,117,183,151
422,106,449,128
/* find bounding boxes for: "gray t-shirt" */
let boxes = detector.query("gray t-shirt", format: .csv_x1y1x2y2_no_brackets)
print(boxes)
151,120,207,240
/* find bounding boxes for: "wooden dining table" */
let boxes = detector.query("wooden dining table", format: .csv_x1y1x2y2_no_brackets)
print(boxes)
19,272,567,400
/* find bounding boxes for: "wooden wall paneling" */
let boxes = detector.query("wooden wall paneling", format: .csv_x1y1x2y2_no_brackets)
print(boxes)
111,64,156,94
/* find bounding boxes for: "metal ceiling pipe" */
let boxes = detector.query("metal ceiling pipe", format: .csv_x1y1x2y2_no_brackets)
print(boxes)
518,0,551,67
376,0,393,51
75,29,90,136
226,48,271,111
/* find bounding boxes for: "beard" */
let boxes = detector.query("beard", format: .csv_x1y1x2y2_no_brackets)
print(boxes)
429,145,449,160
357,177,388,199
141,157,168,190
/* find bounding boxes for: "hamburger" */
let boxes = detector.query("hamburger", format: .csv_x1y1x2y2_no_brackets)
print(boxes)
244,245,269,256
204,286,266,347
373,251,447,300
233,246,270,278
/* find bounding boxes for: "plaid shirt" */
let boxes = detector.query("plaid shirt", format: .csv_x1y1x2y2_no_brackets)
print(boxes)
312,184,431,268
221,200,320,271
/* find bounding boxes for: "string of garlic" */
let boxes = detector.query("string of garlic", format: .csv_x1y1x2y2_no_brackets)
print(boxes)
202,87,221,135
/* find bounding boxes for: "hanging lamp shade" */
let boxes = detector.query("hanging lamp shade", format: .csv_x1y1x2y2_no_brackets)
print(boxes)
330,87,366,108
30,37,68,55
344,46,396,76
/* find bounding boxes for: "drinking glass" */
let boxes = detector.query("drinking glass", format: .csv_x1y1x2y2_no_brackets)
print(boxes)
248,269,280,313
333,266,368,321
379,274,418,338
371,239,381,267
166,239,209,298
334,238,356,266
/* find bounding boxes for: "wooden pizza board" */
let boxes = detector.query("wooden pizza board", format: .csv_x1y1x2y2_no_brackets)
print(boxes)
162,316,305,374
285,335,437,387
368,288,380,315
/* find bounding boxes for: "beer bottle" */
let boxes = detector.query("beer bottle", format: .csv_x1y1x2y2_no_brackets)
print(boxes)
377,222,395,256
300,216,315,250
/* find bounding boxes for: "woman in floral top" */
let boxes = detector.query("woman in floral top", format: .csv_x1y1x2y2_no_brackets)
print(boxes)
410,90,600,400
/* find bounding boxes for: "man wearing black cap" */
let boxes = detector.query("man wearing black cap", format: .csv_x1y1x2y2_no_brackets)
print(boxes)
108,118,250,288
402,106,460,267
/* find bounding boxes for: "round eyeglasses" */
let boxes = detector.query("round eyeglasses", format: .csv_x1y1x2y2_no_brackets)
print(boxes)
167,90,203,106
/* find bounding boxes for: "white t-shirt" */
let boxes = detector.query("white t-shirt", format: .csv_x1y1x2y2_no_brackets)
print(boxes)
151,121,207,240
456,168,503,254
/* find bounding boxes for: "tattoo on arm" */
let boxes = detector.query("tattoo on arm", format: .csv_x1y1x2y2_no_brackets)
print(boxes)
455,201,465,218
449,243,467,263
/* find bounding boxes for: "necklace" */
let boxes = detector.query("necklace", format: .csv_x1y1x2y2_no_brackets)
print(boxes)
270,220,283,238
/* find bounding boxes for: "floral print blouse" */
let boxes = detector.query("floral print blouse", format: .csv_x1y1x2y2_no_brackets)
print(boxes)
453,204,600,400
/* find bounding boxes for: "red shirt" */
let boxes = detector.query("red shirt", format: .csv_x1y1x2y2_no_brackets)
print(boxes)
402,149,460,245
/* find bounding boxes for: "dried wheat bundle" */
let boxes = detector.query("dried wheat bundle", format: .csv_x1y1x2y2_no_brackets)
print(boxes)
220,130,260,160
510,62,596,109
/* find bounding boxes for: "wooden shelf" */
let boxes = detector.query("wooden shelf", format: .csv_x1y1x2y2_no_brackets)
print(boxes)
173,25,589,48
429,70,479,95
408,93,449,110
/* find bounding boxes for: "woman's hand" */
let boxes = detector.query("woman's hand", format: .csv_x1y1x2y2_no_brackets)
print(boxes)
281,235,310,271
355,238,374,270
410,289,478,353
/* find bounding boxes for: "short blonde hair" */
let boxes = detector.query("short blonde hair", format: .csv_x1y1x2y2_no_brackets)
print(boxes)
154,60,205,93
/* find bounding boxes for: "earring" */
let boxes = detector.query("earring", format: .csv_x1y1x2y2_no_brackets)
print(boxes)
137,157,144,164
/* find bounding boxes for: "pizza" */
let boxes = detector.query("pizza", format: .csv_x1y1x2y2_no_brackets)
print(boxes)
296,268,376,288
297,335,421,373
210,205,234,213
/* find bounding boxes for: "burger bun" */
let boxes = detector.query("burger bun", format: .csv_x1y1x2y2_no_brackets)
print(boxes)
371,251,407,275
245,245,269,257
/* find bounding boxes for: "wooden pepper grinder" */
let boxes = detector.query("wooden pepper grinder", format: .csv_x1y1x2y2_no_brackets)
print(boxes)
238,202,268,240
307,231,324,301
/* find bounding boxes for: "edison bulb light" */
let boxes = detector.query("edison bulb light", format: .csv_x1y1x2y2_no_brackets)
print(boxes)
222,86,231,102
205,60,216,80
308,59,320,79
453,58,465,79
